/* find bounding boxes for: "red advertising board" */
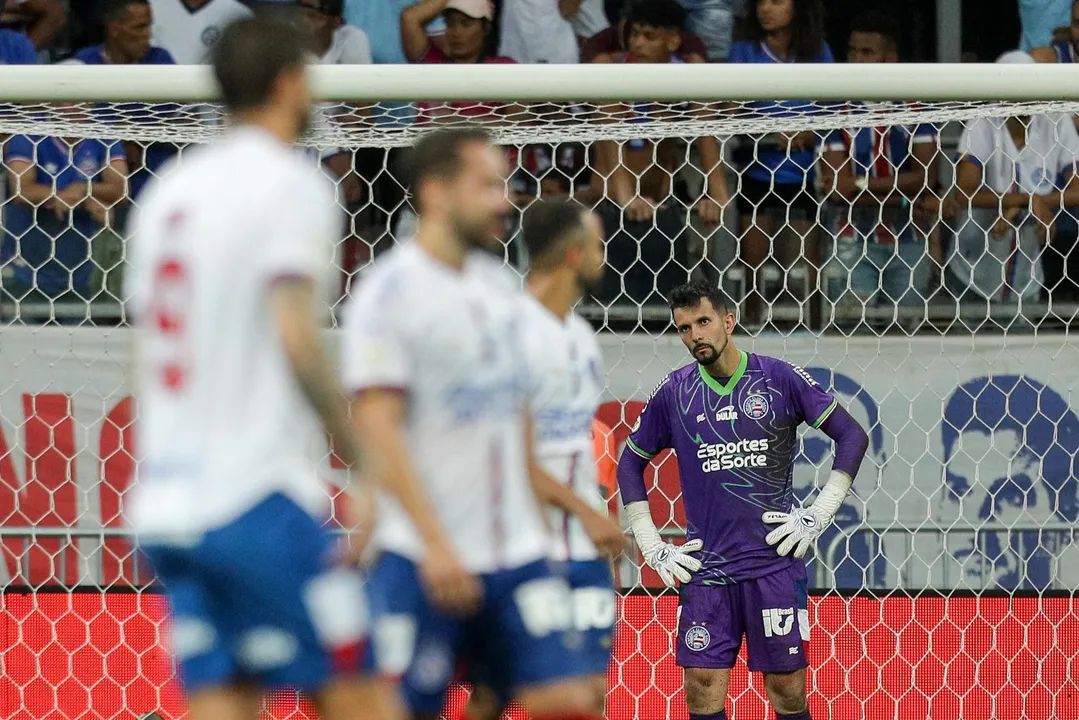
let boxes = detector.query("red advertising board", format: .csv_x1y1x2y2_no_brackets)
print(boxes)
3,592,1078,720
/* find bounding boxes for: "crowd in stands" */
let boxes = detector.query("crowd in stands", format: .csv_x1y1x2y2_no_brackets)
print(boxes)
3,0,1079,330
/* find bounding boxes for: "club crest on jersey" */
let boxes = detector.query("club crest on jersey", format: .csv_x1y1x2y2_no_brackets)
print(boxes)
716,407,738,421
201,26,223,48
685,625,711,651
742,393,770,420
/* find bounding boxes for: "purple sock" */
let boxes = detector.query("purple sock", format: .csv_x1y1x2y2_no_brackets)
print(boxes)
776,710,812,720
689,712,727,720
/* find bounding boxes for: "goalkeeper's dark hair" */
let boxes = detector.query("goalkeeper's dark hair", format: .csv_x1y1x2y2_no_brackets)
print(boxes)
668,280,733,317
522,200,587,270
625,0,686,31
402,127,494,210
212,18,307,114
744,0,826,62
103,0,148,22
849,11,898,52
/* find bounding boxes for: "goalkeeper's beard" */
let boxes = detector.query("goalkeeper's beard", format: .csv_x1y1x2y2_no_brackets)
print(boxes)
693,336,726,366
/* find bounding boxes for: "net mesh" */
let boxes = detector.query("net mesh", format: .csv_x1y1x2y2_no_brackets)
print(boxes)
3,98,1079,719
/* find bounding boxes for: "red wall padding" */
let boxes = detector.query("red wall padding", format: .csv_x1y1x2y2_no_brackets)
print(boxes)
3,592,1078,720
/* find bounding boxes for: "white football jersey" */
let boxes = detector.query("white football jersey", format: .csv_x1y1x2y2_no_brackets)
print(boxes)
957,114,1079,196
340,243,549,573
520,294,606,562
125,127,339,541
149,0,252,65
318,25,373,65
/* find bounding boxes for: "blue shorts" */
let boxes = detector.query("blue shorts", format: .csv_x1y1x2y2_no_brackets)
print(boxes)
367,552,582,716
562,559,617,676
448,559,615,708
142,493,371,694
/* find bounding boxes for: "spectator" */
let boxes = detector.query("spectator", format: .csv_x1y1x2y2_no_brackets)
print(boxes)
1,124,128,310
0,0,65,52
1025,1,1079,298
345,0,444,64
948,51,1079,305
74,0,176,205
568,0,609,43
499,0,579,63
679,0,740,60
0,23,36,63
75,0,172,64
1031,0,1078,62
581,0,708,63
728,0,832,326
819,12,939,309
401,0,517,121
592,0,729,306
402,0,504,63
509,144,596,207
148,0,250,64
1020,0,1072,52
299,0,372,63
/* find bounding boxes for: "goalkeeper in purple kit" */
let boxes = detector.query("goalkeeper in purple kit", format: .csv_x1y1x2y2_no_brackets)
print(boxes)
617,280,869,720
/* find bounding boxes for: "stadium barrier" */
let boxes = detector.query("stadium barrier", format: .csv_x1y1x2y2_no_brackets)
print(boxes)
4,327,1079,593
3,590,1077,720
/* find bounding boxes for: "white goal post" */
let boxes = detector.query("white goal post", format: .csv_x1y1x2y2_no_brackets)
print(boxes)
3,62,1079,101
3,62,1079,720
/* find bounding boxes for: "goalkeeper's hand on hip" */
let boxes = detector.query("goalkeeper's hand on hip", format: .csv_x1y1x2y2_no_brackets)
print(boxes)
641,539,704,587
762,470,853,559
762,507,831,559
624,500,703,588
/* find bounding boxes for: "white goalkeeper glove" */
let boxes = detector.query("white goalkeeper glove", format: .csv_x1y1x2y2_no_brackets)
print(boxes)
625,501,703,587
763,471,853,559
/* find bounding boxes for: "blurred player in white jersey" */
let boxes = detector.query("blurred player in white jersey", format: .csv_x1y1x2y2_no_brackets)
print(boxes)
342,129,623,720
462,201,622,720
125,18,397,720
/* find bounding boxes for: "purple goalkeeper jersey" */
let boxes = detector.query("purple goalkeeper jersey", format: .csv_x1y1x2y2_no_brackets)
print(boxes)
625,351,838,585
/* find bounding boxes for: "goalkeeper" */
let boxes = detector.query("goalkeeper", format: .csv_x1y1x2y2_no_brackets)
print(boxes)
617,280,868,720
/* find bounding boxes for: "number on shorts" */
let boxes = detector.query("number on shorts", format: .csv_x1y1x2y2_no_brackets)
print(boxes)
572,586,617,631
513,577,573,638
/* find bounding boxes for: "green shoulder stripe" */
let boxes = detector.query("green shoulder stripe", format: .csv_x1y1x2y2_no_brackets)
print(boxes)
811,398,839,429
625,437,657,460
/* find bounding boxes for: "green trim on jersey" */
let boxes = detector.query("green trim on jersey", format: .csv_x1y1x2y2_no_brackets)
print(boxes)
812,398,839,429
626,436,657,459
698,350,748,397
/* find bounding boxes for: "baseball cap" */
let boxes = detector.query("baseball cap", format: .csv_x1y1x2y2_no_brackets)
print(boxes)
443,0,493,21
996,50,1036,65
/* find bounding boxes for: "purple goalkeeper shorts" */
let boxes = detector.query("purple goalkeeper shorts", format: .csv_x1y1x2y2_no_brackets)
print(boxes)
675,566,809,673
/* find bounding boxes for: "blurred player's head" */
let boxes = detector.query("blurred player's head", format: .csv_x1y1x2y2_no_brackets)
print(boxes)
522,200,606,295
104,0,153,63
668,280,736,367
212,18,311,142
847,12,898,63
625,0,685,63
406,127,508,251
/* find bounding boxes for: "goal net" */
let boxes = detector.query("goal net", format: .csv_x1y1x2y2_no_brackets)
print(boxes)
2,63,1079,720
